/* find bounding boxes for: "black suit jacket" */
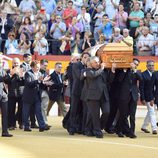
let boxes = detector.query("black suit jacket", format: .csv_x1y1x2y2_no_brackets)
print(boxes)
71,61,85,96
48,71,64,101
140,70,154,102
152,71,158,104
83,68,113,101
22,69,42,104
117,69,142,102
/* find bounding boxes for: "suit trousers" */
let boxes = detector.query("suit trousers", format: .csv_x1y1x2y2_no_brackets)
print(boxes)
0,100,8,134
23,100,45,129
47,97,67,117
8,96,23,127
41,90,49,124
142,102,157,131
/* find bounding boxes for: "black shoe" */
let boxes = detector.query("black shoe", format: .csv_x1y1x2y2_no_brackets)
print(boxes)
141,128,150,133
85,131,94,137
2,133,13,137
105,129,115,134
19,125,23,129
24,128,32,132
117,132,124,137
45,124,52,128
157,122,158,126
39,126,50,132
129,134,137,138
95,133,103,138
69,131,75,135
31,124,39,129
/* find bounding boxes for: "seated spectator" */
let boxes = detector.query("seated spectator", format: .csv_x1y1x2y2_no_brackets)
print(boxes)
48,13,56,33
0,0,18,14
41,0,56,15
121,28,133,47
113,3,128,30
22,9,35,23
34,17,46,34
18,32,31,54
137,26,154,56
154,36,158,56
33,31,48,55
4,32,19,54
62,0,77,28
50,15,66,55
19,17,34,40
19,0,37,13
111,27,123,43
68,17,83,39
128,2,144,37
77,5,91,38
98,14,115,43
53,0,64,17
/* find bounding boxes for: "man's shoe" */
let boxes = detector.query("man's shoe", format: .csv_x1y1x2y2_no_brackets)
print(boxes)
31,124,39,129
117,132,124,138
24,128,32,132
45,124,52,128
152,130,157,134
95,133,103,138
2,133,13,137
39,126,50,132
19,125,23,129
85,131,94,137
69,131,75,135
129,134,137,138
9,127,15,130
141,128,150,133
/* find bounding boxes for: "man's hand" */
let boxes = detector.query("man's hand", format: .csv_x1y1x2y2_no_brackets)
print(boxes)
150,100,154,106
111,63,116,73
141,100,146,105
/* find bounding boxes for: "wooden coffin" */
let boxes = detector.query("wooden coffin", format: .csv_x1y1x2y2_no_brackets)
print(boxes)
96,43,133,68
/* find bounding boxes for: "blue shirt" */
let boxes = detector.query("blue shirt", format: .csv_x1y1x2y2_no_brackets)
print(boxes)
41,0,56,15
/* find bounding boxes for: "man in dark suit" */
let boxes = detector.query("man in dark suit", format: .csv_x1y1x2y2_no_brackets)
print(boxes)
22,60,49,132
47,62,67,117
68,52,91,135
83,56,115,138
116,59,142,138
0,57,13,137
140,60,157,134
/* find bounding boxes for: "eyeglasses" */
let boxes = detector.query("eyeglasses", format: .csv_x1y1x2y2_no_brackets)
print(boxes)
148,65,154,67
9,34,14,37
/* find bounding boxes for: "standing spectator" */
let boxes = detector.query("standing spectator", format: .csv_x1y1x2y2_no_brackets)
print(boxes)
121,28,133,47
22,60,50,132
19,0,37,13
73,0,83,14
137,26,154,56
53,0,64,17
34,17,47,34
18,32,31,54
77,5,91,38
33,31,48,55
98,14,115,43
0,57,13,137
50,15,66,55
151,0,158,17
104,0,120,20
19,17,34,40
113,3,128,30
93,4,105,42
140,60,157,135
47,62,67,116
6,58,24,130
150,14,158,39
135,19,145,38
4,32,19,55
144,0,154,13
128,2,144,37
144,12,153,27
41,0,56,15
62,0,77,28
21,53,32,72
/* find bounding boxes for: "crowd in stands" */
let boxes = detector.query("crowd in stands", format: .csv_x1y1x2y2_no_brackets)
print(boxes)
0,0,158,56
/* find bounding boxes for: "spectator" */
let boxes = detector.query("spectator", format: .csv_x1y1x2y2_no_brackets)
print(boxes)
128,2,144,37
104,0,120,20
50,15,66,55
144,12,153,27
22,9,35,23
68,17,83,39
137,26,154,56
151,0,158,17
135,19,145,38
62,0,77,28
73,0,83,14
121,28,133,47
34,16,46,34
4,31,19,54
33,31,48,55
111,27,123,43
98,14,115,43
82,31,93,51
93,4,105,42
19,17,34,40
41,0,56,15
113,3,128,30
53,0,64,17
144,0,154,13
19,0,37,13
18,32,31,54
150,14,158,39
